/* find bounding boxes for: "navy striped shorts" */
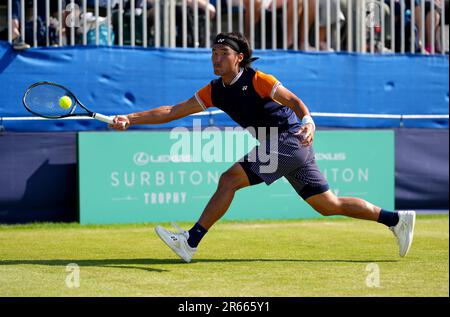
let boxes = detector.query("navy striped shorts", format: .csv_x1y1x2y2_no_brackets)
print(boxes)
239,131,329,200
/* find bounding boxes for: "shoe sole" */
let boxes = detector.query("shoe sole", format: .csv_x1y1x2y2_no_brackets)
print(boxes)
154,226,191,263
400,211,416,257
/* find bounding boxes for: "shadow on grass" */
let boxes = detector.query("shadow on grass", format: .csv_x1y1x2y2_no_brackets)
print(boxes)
0,258,398,272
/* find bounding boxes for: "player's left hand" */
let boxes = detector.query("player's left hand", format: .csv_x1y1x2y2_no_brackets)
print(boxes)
295,123,315,147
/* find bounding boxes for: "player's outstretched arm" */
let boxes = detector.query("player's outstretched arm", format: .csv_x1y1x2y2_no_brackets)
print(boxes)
110,96,204,130
273,85,315,146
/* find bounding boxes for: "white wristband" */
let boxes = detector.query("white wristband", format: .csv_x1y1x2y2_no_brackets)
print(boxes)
301,115,315,131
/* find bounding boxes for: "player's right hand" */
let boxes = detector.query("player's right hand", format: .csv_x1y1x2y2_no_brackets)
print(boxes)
109,115,130,130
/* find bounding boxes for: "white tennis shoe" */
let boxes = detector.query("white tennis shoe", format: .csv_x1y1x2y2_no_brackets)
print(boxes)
155,223,196,263
390,210,416,257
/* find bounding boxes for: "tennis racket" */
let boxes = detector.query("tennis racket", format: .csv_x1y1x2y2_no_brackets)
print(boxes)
22,81,121,125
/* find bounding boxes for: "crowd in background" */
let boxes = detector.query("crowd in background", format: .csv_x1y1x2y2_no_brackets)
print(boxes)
0,0,448,53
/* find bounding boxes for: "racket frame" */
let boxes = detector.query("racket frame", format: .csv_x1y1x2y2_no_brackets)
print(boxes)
22,81,115,124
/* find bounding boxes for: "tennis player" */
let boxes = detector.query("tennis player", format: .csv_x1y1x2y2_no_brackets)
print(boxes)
110,32,415,263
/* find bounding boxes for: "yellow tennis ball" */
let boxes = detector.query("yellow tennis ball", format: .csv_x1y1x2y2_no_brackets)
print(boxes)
59,96,72,109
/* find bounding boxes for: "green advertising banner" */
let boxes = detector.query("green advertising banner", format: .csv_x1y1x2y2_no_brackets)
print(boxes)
78,130,394,224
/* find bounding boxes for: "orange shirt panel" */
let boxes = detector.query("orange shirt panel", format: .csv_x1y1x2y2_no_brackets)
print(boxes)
196,84,214,109
253,71,279,99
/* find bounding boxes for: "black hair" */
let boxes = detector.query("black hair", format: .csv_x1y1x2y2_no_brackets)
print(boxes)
214,32,258,69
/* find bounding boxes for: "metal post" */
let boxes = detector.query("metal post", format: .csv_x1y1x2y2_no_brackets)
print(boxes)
326,0,331,51
250,0,255,49
70,0,75,46
304,0,309,51
411,0,415,53
119,0,123,46
155,0,160,48
194,0,199,48
58,0,62,46
441,0,445,54
390,0,395,51
45,0,50,46
336,0,341,52
163,0,169,47
95,0,99,45
282,0,287,50
239,0,244,34
421,0,425,53
20,0,25,44
7,0,12,43
170,0,176,48
400,0,405,53
107,0,111,46
228,0,233,32
370,2,375,54
348,0,353,52
143,0,147,47
131,0,135,47
381,0,385,53
361,0,367,53
33,0,37,47
182,0,187,48
261,0,266,49
430,0,435,54
272,0,277,49
217,0,221,35
293,0,298,50
83,0,87,45
315,0,320,49
206,0,210,48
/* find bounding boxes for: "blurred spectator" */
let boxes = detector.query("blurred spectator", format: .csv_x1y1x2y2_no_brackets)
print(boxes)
3,0,62,50
341,0,390,53
243,0,316,49
0,0,32,49
437,0,449,53
0,0,21,44
298,0,316,50
243,0,287,46
185,0,217,19
386,0,420,53
383,0,443,53
143,0,215,47
414,0,443,53
317,0,345,51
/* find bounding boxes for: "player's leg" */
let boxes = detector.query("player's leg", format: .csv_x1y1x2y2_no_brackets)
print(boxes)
285,151,396,223
305,190,382,221
155,162,261,262
305,190,416,257
197,162,252,230
286,148,415,257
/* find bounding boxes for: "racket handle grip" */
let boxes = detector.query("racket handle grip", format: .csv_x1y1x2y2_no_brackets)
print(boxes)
93,113,114,124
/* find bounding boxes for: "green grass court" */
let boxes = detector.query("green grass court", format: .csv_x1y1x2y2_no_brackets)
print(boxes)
0,214,448,297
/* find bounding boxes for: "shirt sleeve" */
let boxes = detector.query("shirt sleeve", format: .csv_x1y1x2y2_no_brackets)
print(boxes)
195,84,214,110
253,70,282,99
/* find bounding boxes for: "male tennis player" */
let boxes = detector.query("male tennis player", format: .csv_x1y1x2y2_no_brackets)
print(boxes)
110,32,415,263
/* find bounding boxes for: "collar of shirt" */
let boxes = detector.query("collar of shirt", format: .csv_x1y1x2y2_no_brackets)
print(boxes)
222,68,244,87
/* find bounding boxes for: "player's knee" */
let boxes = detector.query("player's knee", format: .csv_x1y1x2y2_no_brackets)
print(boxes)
218,171,246,192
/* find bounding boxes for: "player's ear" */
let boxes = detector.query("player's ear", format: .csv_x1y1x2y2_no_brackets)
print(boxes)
238,53,244,63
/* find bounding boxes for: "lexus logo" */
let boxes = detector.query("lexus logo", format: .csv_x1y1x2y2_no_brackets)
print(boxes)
133,152,149,166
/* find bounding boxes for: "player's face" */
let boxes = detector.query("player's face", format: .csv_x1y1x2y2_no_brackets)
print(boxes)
211,44,243,76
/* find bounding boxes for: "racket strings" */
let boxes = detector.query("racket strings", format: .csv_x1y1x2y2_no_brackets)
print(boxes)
24,84,76,118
